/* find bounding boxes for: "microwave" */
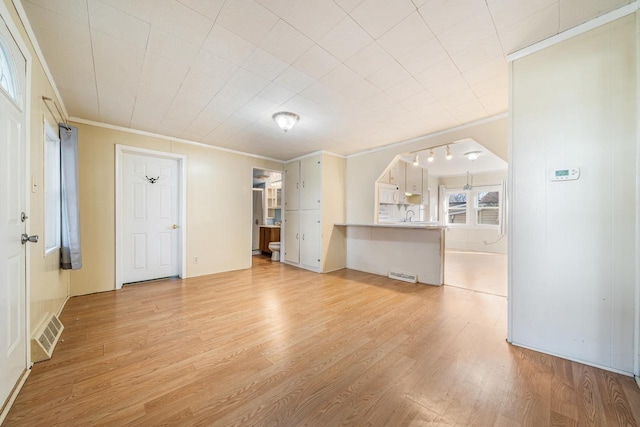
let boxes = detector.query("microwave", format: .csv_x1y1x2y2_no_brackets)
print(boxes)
379,183,399,204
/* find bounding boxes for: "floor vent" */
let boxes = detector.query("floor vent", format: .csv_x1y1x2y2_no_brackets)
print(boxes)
31,314,64,363
388,271,418,283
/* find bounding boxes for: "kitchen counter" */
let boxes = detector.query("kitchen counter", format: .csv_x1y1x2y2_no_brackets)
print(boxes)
259,225,281,228
337,223,445,286
337,222,446,230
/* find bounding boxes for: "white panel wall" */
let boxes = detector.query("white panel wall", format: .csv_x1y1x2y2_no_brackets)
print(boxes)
510,15,637,374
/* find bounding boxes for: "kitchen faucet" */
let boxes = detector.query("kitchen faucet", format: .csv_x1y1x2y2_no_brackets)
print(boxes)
405,209,415,222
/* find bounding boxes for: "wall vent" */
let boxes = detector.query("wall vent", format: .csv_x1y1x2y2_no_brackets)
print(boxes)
388,271,418,283
31,314,64,363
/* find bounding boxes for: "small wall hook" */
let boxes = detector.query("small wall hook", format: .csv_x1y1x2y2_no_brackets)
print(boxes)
146,176,160,184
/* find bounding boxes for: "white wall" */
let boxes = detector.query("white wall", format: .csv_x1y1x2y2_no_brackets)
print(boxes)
510,14,637,374
345,118,508,224
438,170,507,254
70,123,282,295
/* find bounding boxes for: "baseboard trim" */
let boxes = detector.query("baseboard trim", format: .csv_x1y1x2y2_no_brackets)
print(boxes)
0,368,31,424
57,295,70,317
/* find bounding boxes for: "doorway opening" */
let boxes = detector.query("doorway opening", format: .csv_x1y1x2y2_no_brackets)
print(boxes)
251,168,282,265
374,138,507,297
115,145,187,289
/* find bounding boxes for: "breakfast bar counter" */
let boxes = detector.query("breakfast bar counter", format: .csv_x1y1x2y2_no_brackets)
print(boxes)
336,223,446,286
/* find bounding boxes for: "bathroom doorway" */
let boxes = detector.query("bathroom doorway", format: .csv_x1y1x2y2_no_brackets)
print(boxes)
251,168,283,264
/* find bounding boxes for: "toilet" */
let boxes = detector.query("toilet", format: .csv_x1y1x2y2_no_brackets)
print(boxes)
268,242,281,261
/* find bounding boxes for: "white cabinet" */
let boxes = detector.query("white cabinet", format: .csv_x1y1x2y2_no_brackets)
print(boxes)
405,164,422,194
300,211,321,269
284,211,299,263
284,161,300,211
300,156,321,210
389,161,403,185
283,153,345,273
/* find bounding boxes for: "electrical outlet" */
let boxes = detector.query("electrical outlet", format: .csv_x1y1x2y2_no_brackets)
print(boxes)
194,256,198,264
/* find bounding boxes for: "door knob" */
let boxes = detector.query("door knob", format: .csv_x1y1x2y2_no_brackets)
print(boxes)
21,234,38,244
172,224,180,229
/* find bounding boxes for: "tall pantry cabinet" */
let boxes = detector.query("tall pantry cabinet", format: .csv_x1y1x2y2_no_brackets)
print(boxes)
283,153,345,273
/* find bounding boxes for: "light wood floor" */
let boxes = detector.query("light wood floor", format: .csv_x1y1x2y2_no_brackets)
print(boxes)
444,251,507,297
5,256,640,426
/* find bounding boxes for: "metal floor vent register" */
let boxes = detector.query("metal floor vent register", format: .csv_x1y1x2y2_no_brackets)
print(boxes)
388,271,418,283
31,314,64,363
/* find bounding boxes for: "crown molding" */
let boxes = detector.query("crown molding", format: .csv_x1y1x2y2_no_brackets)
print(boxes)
507,2,639,62
69,117,285,163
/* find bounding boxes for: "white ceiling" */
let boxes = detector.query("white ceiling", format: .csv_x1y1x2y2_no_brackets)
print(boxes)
21,0,632,160
400,138,507,177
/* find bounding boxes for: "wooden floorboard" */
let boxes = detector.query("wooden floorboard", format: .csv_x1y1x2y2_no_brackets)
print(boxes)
4,256,639,426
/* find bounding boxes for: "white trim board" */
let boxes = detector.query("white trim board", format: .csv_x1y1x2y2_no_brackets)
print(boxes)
73,117,284,163
507,2,640,62
635,9,640,378
114,145,188,290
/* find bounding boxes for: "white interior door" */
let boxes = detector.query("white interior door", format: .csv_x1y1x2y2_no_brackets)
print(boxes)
122,153,180,284
0,15,27,407
252,189,264,251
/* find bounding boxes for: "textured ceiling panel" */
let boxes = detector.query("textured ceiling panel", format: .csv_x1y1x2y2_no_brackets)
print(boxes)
21,0,634,160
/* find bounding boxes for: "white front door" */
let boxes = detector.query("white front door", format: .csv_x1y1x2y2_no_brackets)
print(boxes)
0,15,27,407
122,153,180,284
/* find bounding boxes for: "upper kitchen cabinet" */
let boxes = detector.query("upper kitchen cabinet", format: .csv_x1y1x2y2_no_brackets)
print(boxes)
376,156,429,223
284,161,300,211
283,153,345,274
405,162,422,195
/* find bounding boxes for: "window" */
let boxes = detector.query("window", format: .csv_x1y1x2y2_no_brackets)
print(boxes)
0,38,18,102
477,190,500,225
444,185,502,228
44,121,61,255
447,192,467,224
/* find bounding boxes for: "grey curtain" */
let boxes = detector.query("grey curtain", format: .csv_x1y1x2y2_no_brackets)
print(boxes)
59,124,82,270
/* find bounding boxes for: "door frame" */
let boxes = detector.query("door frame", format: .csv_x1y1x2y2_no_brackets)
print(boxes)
251,188,265,253
249,167,283,267
0,0,33,420
115,145,187,289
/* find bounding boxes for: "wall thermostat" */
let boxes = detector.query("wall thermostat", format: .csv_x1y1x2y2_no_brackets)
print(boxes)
550,167,580,181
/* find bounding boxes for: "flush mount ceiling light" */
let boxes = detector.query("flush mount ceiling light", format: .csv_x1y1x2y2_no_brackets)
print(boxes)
272,111,300,132
427,149,435,163
464,151,482,161
445,145,452,160
413,153,419,166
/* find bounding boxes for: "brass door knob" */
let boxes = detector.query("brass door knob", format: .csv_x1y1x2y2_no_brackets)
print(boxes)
172,224,180,229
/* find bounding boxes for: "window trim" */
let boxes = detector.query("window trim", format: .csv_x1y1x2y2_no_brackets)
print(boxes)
444,184,502,229
44,119,61,256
